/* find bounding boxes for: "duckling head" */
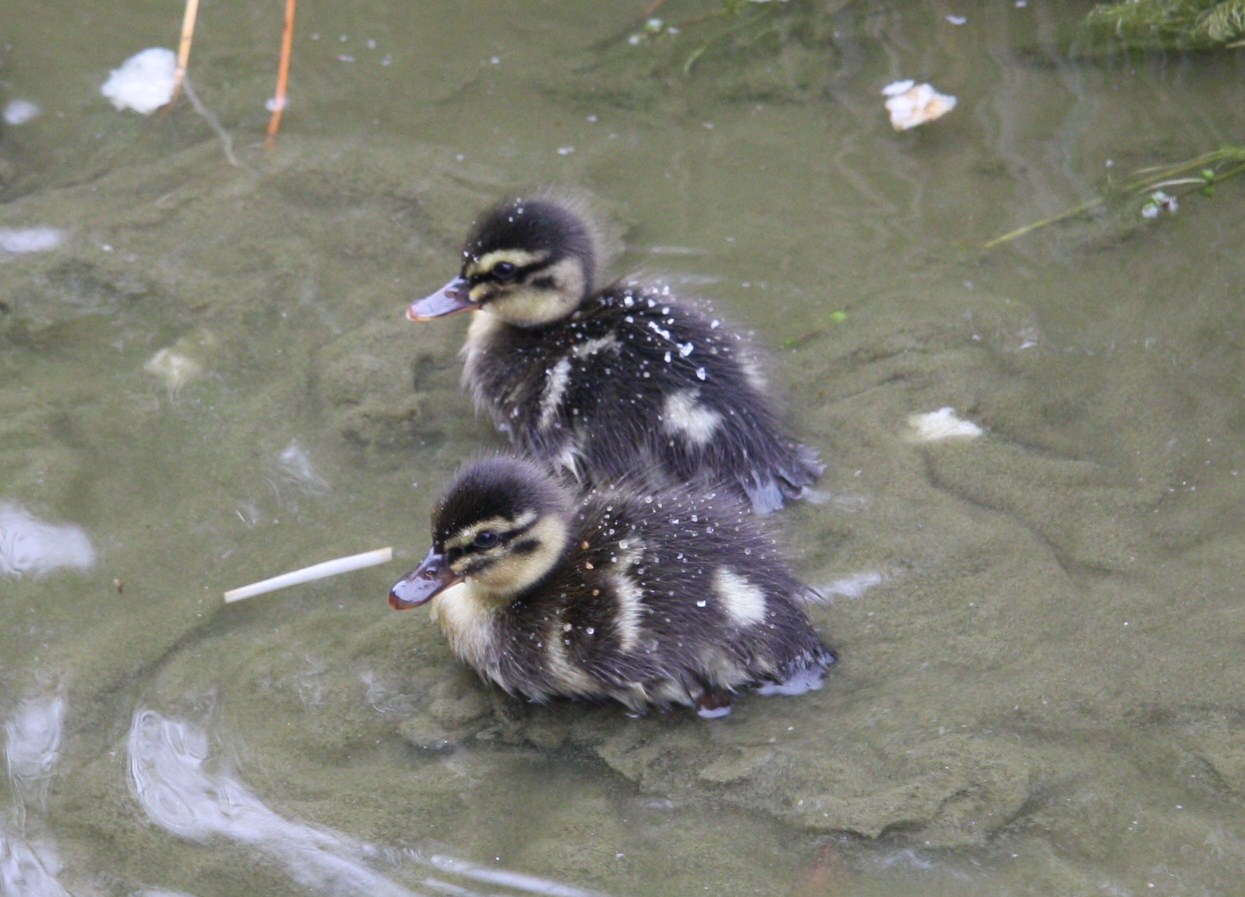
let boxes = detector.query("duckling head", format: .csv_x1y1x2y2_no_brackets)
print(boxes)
408,195,606,328
390,457,573,610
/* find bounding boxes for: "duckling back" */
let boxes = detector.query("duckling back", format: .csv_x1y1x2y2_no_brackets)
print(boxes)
409,195,823,513
465,280,822,512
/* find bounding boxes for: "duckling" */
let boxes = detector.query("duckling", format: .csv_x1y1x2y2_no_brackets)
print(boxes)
406,193,823,513
388,456,835,716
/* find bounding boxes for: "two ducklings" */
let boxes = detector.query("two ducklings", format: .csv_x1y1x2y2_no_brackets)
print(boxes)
390,194,833,716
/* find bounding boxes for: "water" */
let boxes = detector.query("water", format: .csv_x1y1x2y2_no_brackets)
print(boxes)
2,1,1245,894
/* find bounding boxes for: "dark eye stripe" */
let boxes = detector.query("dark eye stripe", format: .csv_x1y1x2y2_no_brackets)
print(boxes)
467,258,551,287
454,517,539,556
510,538,540,557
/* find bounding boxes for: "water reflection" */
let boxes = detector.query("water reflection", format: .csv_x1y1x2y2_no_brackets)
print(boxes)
126,710,608,897
2,694,71,897
0,833,71,897
0,228,63,256
0,506,94,580
4,696,65,815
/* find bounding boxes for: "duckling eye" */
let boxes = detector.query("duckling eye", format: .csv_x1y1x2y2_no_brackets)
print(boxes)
491,261,518,282
472,530,501,549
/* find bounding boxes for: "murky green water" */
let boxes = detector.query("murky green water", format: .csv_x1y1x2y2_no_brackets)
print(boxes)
3,2,1245,895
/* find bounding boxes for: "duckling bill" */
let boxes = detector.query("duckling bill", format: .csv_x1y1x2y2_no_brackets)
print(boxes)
407,193,823,513
389,456,835,716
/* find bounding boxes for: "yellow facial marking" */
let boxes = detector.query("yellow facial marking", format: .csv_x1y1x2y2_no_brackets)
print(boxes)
463,514,569,598
484,256,586,327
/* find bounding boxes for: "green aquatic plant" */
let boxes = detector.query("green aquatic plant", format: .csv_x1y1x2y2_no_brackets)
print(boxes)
985,145,1245,249
629,0,802,75
1086,0,1245,50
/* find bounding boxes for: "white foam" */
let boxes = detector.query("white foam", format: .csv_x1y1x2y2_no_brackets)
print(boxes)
0,503,96,578
101,48,177,115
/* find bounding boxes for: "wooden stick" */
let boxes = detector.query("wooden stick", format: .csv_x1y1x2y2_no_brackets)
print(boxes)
169,0,200,106
224,547,393,603
265,0,298,147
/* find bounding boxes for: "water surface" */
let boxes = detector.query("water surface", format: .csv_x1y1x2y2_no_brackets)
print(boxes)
3,2,1245,895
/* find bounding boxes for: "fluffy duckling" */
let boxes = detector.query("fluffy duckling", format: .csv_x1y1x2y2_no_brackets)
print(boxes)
389,456,835,716
407,194,823,513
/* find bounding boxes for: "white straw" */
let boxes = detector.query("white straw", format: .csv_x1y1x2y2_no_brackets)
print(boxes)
224,547,393,603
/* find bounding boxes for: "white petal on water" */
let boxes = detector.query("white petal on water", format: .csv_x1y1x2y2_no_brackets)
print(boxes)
0,503,95,578
882,80,957,131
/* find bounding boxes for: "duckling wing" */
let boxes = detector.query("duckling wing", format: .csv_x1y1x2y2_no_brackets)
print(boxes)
559,489,834,708
585,288,824,509
462,286,822,509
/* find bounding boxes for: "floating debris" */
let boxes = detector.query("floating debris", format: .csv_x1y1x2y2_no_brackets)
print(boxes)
882,80,957,131
1141,189,1179,218
907,407,983,442
143,348,201,395
101,48,177,114
224,547,393,603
